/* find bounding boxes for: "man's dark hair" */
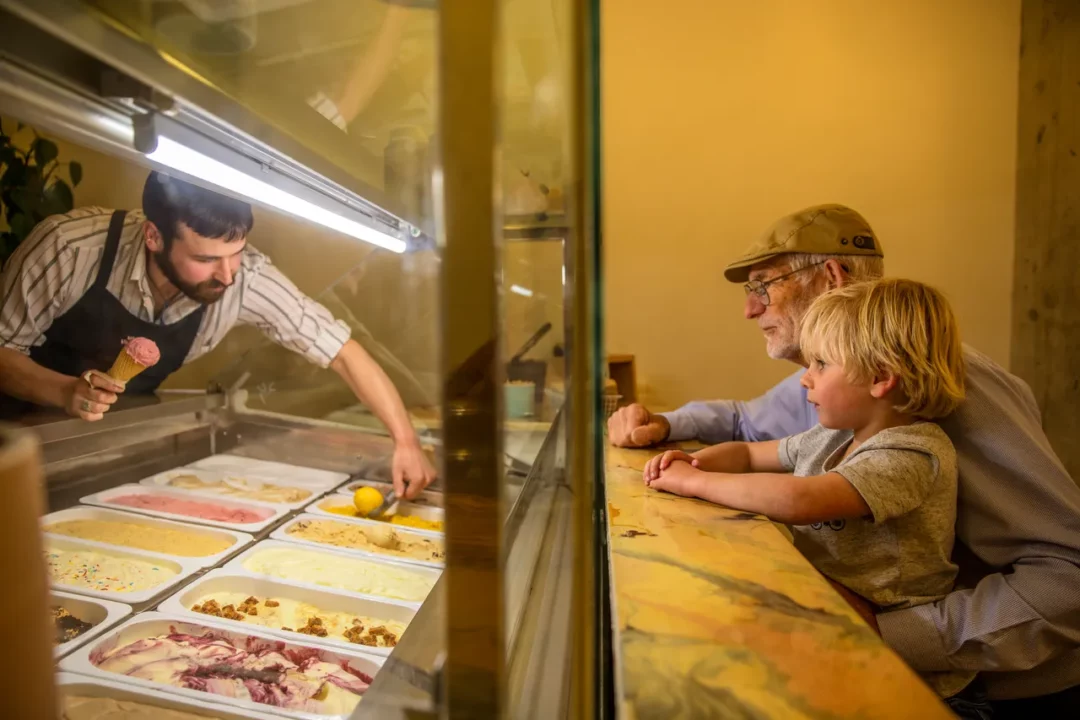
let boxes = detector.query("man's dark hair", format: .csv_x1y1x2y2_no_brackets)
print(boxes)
142,171,254,248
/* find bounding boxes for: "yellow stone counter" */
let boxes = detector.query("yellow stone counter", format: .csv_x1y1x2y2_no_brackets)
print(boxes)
605,445,952,719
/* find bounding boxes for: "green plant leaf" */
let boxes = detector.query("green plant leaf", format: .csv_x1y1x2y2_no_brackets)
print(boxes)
44,179,74,216
69,161,83,186
9,212,34,241
11,186,41,217
0,157,25,187
32,138,58,167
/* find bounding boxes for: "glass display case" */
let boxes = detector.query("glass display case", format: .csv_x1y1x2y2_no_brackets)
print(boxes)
0,0,601,717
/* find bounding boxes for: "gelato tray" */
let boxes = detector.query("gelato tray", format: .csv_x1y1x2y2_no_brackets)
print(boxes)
140,468,321,510
43,506,253,568
46,536,200,604
307,496,444,536
271,514,445,568
189,455,349,490
51,591,131,659
57,672,274,720
59,612,383,720
338,479,444,508
81,484,289,533
159,570,416,657
224,540,440,607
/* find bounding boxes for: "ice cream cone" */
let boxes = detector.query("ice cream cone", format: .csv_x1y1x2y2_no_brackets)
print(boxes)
106,337,161,385
106,351,150,384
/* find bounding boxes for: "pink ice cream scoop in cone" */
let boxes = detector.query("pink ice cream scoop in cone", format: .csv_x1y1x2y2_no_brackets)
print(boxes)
106,337,161,385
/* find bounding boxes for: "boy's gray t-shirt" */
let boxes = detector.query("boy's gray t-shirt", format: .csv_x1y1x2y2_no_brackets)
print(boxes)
778,422,961,608
779,421,973,697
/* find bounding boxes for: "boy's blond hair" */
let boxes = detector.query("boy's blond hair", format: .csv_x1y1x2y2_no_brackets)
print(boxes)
800,278,965,419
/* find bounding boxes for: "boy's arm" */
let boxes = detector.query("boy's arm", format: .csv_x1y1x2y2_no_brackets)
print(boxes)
691,439,786,473
644,439,786,485
651,464,871,525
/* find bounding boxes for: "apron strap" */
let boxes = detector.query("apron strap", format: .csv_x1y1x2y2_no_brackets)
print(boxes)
91,210,129,292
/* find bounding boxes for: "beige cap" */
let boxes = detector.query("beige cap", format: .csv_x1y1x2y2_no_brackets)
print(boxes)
724,204,883,283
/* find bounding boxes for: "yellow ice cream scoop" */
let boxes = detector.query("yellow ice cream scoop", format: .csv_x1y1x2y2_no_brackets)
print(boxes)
353,486,385,515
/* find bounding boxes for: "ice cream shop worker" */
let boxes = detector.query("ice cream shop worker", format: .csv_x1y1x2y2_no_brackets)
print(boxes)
0,171,435,496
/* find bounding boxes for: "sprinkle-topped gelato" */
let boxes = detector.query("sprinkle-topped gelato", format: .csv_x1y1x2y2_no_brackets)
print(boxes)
46,545,177,593
122,337,161,367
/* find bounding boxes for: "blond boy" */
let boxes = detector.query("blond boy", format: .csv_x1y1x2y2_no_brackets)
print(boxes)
643,278,973,700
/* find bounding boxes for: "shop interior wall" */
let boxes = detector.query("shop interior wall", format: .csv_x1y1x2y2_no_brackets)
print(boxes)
602,0,1022,410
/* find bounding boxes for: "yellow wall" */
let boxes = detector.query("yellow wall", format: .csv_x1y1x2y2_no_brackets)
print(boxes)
602,0,1021,410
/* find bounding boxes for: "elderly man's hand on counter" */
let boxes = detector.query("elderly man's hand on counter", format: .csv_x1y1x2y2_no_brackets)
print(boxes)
608,403,670,447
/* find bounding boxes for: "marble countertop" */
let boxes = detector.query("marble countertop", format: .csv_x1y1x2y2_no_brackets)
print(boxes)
604,445,952,719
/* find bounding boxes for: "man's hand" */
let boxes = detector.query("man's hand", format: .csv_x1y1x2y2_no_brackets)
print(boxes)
608,403,670,448
392,442,437,500
643,450,698,484
645,459,702,497
63,372,124,422
825,578,881,635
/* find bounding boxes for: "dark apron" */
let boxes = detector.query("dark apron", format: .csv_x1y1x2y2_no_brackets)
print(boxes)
0,210,205,416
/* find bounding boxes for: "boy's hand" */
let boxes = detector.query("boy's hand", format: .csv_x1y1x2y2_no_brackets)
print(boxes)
643,450,698,484
646,459,702,497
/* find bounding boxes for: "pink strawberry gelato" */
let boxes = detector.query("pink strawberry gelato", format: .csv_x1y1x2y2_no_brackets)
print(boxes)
122,337,161,367
108,493,272,524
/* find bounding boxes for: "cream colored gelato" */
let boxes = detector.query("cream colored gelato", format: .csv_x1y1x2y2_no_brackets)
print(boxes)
46,546,177,593
242,546,436,603
165,474,311,504
46,519,230,557
286,518,445,563
62,694,213,720
190,592,407,648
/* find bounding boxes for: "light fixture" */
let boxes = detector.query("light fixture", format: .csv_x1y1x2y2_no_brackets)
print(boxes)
510,284,534,297
134,112,407,253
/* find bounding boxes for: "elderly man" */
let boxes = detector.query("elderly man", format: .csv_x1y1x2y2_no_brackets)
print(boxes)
609,204,1080,717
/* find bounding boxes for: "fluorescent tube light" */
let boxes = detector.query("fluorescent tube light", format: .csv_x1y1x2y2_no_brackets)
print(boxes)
510,284,534,297
136,113,406,253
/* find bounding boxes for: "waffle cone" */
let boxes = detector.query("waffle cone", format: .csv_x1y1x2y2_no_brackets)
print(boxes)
107,350,150,384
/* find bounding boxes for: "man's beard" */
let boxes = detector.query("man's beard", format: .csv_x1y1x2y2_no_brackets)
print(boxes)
765,292,815,364
152,249,229,305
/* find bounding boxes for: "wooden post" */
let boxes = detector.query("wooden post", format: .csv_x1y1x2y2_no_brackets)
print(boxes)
1011,0,1080,480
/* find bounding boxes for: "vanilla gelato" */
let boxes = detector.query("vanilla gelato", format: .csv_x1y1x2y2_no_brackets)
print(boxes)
165,474,311,504
242,546,436,602
46,519,230,557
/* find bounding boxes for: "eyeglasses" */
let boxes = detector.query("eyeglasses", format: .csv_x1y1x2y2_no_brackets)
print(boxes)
743,261,828,307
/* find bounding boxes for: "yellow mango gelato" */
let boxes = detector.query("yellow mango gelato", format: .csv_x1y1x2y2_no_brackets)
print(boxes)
45,519,230,557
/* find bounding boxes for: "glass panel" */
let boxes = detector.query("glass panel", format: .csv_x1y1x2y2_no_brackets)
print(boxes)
82,0,438,230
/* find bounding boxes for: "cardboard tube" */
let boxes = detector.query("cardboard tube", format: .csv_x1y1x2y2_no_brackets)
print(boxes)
0,426,56,719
